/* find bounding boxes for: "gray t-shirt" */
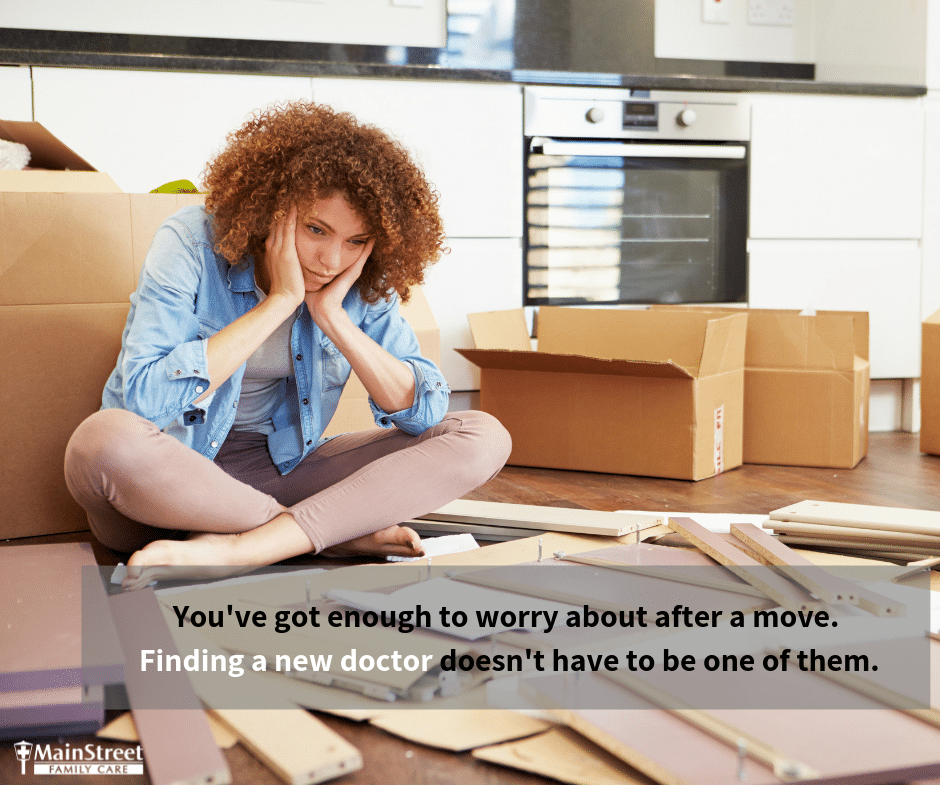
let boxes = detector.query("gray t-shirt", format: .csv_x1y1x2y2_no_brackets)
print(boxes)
232,289,298,435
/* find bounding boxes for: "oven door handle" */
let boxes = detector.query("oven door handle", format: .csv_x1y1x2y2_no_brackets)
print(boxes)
533,139,746,159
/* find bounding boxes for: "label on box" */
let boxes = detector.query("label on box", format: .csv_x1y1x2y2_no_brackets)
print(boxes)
714,405,724,475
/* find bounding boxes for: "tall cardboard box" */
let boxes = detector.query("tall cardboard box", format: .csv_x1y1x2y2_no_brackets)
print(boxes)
457,307,747,480
921,309,940,455
1,191,204,540
741,310,869,468
653,306,870,468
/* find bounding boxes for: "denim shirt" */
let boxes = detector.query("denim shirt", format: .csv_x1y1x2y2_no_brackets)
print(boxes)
101,205,450,474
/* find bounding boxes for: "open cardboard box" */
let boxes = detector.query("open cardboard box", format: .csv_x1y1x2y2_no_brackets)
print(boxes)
1,184,440,539
457,307,747,481
0,119,122,192
652,306,870,468
921,308,940,455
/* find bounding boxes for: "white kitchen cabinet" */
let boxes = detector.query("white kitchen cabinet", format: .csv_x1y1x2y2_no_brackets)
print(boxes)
421,237,523,391
31,68,313,193
0,66,33,121
923,95,940,317
748,239,922,379
310,78,523,240
749,94,924,240
929,0,940,90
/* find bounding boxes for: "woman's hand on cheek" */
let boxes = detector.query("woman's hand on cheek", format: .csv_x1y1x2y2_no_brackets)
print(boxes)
264,206,306,307
305,237,375,327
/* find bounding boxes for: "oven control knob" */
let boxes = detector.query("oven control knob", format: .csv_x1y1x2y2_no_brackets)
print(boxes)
677,108,698,127
585,107,605,124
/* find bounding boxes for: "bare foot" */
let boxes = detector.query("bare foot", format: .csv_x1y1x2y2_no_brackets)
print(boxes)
122,532,250,591
321,524,425,559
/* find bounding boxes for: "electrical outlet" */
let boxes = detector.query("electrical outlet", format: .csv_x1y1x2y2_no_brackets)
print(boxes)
702,0,731,24
747,0,794,26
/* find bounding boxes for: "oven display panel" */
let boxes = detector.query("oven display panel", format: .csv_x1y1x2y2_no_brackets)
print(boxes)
623,101,658,130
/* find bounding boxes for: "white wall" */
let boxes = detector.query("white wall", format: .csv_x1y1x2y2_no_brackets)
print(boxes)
655,0,814,63
0,66,33,121
0,0,446,48
814,0,928,86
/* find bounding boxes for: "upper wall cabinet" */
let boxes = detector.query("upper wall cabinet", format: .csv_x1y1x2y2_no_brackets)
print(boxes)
0,66,33,121
310,78,523,240
31,68,313,193
749,94,924,240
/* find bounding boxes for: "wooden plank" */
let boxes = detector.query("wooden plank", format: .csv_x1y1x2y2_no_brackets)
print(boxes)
667,517,821,612
765,519,940,548
606,672,819,782
472,726,649,785
208,708,362,785
405,518,546,541
730,523,861,604
416,499,664,537
367,709,551,752
108,589,230,786
731,523,905,617
0,542,122,691
770,500,940,537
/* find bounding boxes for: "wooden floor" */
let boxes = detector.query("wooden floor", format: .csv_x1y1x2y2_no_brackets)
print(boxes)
3,431,939,785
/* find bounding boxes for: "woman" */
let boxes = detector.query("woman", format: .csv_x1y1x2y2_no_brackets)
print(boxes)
64,102,511,589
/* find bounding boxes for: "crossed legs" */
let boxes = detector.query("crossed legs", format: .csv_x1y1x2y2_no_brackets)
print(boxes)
64,408,511,585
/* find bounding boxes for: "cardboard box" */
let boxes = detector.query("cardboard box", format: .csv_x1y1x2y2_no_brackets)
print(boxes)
921,309,940,455
653,306,870,468
457,307,747,480
0,119,122,193
0,188,439,539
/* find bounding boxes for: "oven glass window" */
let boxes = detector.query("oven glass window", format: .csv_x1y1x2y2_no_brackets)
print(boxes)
524,148,748,305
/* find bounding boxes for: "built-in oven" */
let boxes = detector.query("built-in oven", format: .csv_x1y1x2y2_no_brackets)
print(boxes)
523,86,750,306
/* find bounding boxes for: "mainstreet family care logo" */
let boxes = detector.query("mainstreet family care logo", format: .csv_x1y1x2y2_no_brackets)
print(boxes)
14,740,144,776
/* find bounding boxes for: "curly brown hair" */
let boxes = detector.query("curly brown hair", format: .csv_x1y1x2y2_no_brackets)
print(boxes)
202,101,446,303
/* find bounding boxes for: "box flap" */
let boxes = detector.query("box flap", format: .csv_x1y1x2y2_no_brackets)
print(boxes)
457,348,694,379
698,313,748,377
0,120,96,171
536,306,714,373
468,309,531,351
925,308,940,326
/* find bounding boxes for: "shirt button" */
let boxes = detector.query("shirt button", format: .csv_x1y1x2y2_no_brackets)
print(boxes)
195,386,204,394
302,398,309,405
194,369,201,374
306,440,312,446
210,441,218,448
436,382,442,388
174,369,182,376
295,354,303,361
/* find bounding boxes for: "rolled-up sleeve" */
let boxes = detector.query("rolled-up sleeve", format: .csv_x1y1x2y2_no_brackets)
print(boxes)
119,222,213,428
362,294,450,435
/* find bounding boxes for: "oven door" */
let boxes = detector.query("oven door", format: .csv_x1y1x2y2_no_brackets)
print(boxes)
524,138,748,306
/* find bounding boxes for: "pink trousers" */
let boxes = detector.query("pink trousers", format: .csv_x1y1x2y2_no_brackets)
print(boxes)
64,408,512,554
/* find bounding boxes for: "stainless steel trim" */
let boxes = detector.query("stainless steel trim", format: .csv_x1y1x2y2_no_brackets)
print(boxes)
535,139,747,159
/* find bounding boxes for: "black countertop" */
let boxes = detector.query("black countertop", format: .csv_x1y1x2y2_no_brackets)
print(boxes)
0,5,927,99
